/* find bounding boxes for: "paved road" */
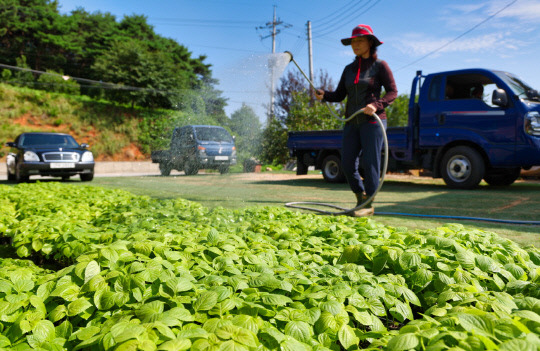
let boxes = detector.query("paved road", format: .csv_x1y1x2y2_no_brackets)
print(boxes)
0,161,161,178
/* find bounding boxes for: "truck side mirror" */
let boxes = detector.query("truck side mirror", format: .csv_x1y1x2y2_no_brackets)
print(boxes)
80,143,89,148
492,89,508,107
5,142,16,147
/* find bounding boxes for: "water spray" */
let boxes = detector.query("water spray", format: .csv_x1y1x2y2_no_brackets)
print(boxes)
282,51,389,216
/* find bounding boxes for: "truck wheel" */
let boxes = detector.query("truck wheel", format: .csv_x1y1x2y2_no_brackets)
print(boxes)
441,146,485,189
159,163,171,176
184,162,199,176
296,155,308,175
322,155,345,183
484,167,521,186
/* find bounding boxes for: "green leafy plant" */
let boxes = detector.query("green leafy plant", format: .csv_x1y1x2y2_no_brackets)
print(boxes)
0,182,538,350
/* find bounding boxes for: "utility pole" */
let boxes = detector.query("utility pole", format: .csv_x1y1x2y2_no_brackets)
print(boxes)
257,6,291,121
307,21,314,98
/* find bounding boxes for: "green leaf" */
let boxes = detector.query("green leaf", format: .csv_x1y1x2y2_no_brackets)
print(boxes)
499,339,537,351
67,298,93,317
513,310,540,324
215,325,258,348
387,333,419,351
29,295,47,316
504,263,526,280
135,301,165,323
320,300,343,315
84,260,100,283
338,324,359,350
284,321,312,344
372,253,388,274
32,320,56,344
261,293,293,307
410,268,432,288
13,279,34,293
456,250,476,269
157,338,192,351
51,283,80,302
194,291,218,311
390,300,413,322
399,252,421,270
457,313,494,336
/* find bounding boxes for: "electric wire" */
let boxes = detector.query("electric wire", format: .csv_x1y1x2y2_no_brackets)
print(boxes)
395,0,518,72
311,0,370,34
313,0,382,38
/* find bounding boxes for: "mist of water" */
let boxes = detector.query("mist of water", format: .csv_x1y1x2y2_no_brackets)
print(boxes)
218,52,292,121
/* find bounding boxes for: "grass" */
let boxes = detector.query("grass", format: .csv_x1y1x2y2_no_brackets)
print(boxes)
58,171,540,248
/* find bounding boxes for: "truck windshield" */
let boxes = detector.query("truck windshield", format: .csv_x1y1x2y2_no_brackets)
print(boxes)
494,71,540,101
195,127,233,143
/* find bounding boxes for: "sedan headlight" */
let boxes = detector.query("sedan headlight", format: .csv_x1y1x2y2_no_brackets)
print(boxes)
23,151,39,162
525,111,540,136
81,151,94,162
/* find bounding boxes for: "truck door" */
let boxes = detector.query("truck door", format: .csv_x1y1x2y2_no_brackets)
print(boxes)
420,72,517,165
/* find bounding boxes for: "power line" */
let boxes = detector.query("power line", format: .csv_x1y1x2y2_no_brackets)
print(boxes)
395,0,518,72
313,0,382,38
312,0,371,35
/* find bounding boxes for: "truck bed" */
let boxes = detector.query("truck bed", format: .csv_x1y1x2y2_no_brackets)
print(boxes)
287,127,409,152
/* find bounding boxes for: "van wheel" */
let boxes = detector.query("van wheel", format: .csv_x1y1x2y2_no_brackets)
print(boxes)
219,166,229,174
441,146,485,189
322,155,345,183
484,167,521,186
184,162,199,175
159,163,171,176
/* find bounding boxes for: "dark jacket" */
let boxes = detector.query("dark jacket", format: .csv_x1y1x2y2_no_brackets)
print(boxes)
323,56,397,120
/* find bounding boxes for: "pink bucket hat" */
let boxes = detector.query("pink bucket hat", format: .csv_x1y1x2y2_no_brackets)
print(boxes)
341,24,383,46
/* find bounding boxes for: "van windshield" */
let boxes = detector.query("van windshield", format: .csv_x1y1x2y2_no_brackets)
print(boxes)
494,71,540,101
195,127,233,143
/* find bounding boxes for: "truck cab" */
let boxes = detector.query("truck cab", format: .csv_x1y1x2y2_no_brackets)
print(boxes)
401,68,540,188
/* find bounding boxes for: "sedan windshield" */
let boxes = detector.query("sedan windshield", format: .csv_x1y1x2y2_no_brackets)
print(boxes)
20,134,79,147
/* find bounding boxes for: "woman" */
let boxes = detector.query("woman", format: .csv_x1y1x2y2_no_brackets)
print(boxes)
315,24,397,216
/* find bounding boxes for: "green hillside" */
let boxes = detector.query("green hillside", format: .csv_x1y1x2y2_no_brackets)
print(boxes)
0,83,220,161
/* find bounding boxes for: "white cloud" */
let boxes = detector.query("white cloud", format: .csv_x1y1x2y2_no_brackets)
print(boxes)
487,0,540,21
394,32,523,57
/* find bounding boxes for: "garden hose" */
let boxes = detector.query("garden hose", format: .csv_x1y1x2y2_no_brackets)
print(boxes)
282,52,540,225
283,51,388,216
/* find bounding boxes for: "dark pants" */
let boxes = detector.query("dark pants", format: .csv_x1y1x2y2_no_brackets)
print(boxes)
341,118,387,196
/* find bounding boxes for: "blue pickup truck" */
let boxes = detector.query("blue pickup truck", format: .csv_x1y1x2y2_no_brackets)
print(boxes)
287,68,540,189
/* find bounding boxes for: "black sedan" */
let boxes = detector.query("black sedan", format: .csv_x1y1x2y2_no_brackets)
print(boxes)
6,132,95,182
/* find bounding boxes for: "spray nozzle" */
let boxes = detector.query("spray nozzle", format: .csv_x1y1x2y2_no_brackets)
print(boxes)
283,51,294,62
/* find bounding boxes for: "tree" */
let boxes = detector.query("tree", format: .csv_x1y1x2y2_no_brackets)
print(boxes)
386,93,410,127
229,104,262,162
0,1,226,111
260,69,342,165
92,39,186,108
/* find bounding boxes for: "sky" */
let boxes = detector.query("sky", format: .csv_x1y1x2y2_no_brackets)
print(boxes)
56,0,540,124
